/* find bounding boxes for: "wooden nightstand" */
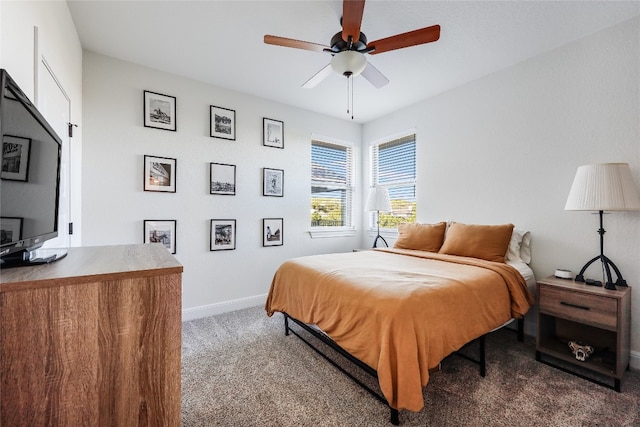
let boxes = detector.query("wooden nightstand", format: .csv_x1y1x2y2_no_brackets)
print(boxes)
536,275,631,391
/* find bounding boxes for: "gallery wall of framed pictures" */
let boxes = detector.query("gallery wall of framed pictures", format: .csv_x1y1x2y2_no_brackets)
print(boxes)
140,89,288,254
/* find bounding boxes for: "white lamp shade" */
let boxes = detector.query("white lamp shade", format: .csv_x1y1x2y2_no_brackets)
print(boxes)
565,163,640,211
331,51,367,77
366,186,392,212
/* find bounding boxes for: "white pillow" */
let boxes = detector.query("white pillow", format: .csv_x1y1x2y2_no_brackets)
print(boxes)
506,228,531,264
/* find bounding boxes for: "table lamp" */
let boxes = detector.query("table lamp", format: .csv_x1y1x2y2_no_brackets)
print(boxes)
366,186,392,248
564,163,640,289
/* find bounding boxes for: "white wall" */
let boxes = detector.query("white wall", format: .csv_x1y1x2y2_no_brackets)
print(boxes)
0,0,83,245
81,52,362,319
363,16,640,367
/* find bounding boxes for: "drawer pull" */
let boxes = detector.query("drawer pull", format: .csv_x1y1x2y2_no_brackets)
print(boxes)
560,301,590,310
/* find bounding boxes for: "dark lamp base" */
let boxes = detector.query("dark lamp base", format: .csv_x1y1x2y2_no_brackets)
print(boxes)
574,255,627,291
372,235,388,248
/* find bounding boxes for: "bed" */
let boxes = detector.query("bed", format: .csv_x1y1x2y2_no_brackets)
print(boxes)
265,222,535,424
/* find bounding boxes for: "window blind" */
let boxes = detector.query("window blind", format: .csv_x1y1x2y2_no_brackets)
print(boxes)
311,140,354,228
370,134,416,227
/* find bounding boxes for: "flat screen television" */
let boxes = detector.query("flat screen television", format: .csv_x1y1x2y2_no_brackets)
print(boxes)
0,69,67,268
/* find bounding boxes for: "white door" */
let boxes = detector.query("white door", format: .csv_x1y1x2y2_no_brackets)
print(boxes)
37,59,71,249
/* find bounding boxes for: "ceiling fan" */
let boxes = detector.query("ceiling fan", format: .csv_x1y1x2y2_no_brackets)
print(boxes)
264,0,440,89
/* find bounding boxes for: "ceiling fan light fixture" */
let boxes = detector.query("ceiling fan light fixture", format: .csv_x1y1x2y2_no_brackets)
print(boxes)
331,51,367,77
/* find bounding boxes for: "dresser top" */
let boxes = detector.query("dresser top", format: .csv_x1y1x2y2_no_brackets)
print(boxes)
0,244,183,292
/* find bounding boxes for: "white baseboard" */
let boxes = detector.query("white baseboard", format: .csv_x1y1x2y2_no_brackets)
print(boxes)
630,350,640,371
182,293,267,322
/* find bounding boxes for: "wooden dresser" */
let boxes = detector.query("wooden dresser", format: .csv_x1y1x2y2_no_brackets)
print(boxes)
0,244,183,426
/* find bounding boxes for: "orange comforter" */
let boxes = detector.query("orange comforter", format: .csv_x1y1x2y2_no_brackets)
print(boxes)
265,248,534,412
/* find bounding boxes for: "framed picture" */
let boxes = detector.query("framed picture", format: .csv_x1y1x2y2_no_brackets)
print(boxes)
143,90,176,131
210,219,236,251
210,162,236,195
263,218,283,247
210,106,235,140
0,217,23,244
144,155,176,193
1,135,31,181
144,220,177,254
263,167,284,197
263,118,284,149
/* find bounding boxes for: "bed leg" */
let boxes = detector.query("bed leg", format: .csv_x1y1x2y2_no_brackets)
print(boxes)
517,318,524,342
479,335,486,377
284,313,290,336
390,408,399,425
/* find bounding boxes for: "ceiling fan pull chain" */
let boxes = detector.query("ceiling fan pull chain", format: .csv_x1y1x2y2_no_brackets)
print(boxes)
346,75,350,115
351,76,355,120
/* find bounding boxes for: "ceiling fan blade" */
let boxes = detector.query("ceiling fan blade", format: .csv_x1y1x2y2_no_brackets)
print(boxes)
360,62,389,88
367,24,440,55
264,35,329,53
341,0,365,44
302,63,333,88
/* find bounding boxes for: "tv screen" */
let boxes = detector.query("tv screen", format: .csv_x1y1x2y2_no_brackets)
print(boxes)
0,69,64,267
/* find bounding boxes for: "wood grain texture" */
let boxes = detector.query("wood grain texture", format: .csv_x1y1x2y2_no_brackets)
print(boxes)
1,244,182,426
1,283,100,425
539,284,618,330
0,243,183,292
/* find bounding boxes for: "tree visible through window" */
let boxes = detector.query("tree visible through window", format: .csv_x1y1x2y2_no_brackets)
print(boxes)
311,140,353,228
370,134,416,228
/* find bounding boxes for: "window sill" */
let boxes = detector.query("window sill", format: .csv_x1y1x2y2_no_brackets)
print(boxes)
308,228,356,239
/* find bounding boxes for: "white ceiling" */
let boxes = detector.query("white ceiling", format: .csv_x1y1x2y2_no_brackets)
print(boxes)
67,0,640,123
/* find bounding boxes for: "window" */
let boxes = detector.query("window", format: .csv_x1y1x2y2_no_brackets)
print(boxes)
311,139,354,229
370,134,416,228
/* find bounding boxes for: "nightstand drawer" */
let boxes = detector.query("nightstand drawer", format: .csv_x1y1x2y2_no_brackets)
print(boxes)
539,285,617,329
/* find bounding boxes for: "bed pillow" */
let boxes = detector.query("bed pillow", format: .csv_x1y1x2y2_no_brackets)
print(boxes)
506,228,532,264
438,222,514,263
393,222,447,252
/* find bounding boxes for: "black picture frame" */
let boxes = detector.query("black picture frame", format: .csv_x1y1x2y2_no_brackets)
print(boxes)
263,118,284,149
144,90,176,131
263,218,283,247
1,135,31,181
210,106,236,140
210,219,236,251
263,167,284,197
0,216,23,245
144,155,176,193
143,219,177,254
210,162,236,195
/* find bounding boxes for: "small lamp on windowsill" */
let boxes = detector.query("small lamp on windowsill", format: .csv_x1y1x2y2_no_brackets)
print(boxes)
366,186,392,248
564,163,640,290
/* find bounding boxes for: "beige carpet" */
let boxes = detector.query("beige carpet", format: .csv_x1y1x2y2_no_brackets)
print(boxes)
181,306,639,426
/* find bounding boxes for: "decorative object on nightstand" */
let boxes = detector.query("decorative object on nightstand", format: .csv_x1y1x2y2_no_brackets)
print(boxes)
568,341,594,362
564,163,640,290
554,268,573,279
366,186,392,248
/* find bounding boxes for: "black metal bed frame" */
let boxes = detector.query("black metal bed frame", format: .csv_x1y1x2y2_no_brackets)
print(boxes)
282,313,524,425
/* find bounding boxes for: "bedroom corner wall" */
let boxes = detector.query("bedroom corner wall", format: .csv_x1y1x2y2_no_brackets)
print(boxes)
81,52,362,319
362,16,640,369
